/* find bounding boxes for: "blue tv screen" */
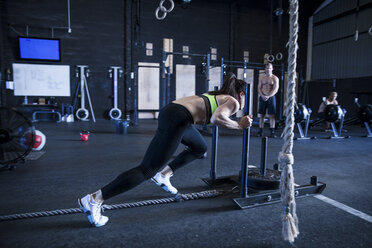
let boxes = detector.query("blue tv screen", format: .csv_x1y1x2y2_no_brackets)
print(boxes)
18,37,61,61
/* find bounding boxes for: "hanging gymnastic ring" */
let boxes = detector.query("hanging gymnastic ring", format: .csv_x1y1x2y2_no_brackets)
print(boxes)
276,52,283,61
160,0,174,13
267,55,275,63
369,26,372,36
155,6,167,20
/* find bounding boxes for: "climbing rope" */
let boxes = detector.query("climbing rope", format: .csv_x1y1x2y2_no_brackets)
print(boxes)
278,0,299,243
0,190,222,222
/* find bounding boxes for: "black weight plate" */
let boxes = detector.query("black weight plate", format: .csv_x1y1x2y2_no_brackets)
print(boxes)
247,168,281,190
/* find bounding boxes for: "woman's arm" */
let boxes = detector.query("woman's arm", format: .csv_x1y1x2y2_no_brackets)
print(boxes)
210,97,252,129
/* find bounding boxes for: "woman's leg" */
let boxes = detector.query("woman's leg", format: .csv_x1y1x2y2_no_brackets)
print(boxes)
101,126,187,200
79,104,193,226
152,125,207,194
167,125,208,172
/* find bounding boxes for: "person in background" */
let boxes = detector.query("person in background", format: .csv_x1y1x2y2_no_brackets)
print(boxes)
317,91,339,131
257,63,279,138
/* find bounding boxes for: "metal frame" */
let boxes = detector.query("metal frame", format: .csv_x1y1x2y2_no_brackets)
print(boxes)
234,177,326,209
132,67,138,126
202,60,248,185
210,86,219,181
239,80,250,197
220,59,285,120
329,109,350,139
295,107,316,140
354,98,372,138
32,111,61,123
364,122,372,137
73,65,96,122
108,66,123,120
160,51,210,108
134,52,211,123
202,68,326,208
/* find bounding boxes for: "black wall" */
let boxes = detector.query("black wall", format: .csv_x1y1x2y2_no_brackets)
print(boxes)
306,0,372,116
312,0,372,80
0,0,125,119
0,0,323,119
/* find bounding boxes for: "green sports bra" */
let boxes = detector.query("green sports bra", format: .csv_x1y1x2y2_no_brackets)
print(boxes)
200,93,218,124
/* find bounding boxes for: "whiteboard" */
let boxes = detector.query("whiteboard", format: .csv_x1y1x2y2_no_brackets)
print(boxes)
13,63,70,96
209,66,221,91
176,64,195,99
138,62,159,110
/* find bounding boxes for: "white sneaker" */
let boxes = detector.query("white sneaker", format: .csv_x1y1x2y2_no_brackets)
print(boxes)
151,172,178,195
78,194,109,227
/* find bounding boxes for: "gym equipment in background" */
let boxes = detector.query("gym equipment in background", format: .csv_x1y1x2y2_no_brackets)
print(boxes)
324,104,349,139
161,51,210,107
115,120,129,135
202,84,325,208
108,66,123,120
73,65,96,122
23,130,46,151
0,107,35,170
294,103,315,140
219,58,285,121
155,0,174,20
61,104,74,122
80,130,90,141
355,98,372,137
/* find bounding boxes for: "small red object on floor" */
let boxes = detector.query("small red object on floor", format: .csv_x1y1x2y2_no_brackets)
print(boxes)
80,130,90,141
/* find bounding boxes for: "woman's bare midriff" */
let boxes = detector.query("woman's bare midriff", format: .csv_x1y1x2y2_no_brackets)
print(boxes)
172,94,232,125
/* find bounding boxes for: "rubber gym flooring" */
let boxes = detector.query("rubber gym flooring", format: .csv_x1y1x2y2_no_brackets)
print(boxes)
0,119,371,248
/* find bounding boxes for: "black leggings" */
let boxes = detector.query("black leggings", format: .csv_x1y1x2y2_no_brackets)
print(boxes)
101,103,207,200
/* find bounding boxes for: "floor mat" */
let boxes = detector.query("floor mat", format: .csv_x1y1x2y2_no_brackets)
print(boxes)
25,151,46,161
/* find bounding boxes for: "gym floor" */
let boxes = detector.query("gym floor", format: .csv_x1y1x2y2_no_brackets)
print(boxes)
0,120,371,248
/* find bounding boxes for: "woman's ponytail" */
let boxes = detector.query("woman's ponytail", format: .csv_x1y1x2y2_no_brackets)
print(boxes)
208,72,246,99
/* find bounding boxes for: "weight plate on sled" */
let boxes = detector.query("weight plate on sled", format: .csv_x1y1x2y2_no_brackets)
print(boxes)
246,168,281,190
